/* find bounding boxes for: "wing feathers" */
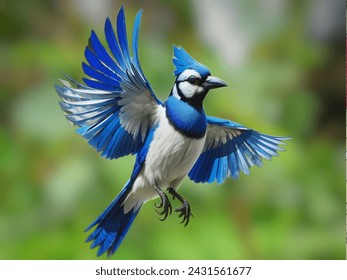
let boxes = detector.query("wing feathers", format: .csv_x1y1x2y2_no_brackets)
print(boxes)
116,7,132,70
132,10,143,72
89,31,124,78
84,47,119,80
105,17,127,71
56,7,161,159
189,116,289,184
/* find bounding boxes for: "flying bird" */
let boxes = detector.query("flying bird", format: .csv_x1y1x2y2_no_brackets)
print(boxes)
55,6,289,257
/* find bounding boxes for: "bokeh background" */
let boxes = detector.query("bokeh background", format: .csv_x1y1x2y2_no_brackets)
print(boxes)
0,0,345,259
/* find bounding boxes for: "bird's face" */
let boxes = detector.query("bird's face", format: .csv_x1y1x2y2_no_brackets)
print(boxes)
171,69,227,109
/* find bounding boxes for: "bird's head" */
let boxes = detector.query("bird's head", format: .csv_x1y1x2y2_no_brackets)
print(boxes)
170,45,227,109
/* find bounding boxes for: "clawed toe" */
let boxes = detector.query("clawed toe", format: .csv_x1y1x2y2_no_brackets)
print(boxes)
152,185,193,225
175,201,193,226
153,183,172,221
168,188,193,226
155,193,172,221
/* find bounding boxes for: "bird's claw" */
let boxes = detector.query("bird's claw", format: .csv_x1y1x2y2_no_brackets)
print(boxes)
175,201,193,226
168,188,193,226
155,193,172,221
153,182,172,221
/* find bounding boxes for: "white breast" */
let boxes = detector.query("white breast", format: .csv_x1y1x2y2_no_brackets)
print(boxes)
123,106,205,212
145,106,205,184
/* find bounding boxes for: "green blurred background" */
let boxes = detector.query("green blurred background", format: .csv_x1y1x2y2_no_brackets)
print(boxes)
0,0,345,259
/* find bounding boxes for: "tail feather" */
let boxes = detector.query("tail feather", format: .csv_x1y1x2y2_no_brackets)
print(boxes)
85,180,141,257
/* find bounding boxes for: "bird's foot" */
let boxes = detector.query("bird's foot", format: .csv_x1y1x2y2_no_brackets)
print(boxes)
168,188,193,226
153,182,172,221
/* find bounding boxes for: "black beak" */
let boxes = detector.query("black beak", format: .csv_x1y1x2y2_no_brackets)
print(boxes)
202,76,228,90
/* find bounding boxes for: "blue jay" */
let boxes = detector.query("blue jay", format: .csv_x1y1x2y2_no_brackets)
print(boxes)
55,7,289,257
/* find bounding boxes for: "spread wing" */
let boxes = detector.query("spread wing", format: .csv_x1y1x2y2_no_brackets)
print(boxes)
55,7,161,159
188,116,290,184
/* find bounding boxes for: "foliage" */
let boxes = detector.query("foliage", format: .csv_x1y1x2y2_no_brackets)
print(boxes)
0,0,344,259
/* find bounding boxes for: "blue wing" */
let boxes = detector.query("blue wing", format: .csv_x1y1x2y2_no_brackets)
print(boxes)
55,7,161,159
188,116,290,184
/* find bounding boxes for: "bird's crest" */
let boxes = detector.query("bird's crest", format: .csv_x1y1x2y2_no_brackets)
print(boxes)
172,45,210,77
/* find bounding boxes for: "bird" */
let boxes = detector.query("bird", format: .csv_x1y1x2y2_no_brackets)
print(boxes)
55,6,289,257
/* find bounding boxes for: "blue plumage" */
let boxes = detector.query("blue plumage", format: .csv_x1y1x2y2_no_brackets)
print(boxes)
85,179,141,257
188,116,289,184
55,6,290,257
165,96,206,138
173,45,210,77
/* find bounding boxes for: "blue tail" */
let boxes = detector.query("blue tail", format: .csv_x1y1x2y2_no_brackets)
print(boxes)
85,180,141,257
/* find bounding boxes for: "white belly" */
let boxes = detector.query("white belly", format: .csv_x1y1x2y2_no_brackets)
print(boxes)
123,106,205,212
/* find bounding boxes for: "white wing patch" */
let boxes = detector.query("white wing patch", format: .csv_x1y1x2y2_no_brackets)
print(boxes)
118,88,159,142
204,123,243,151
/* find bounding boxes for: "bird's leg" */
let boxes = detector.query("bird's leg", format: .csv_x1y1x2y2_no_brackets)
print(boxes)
152,181,172,221
168,188,193,226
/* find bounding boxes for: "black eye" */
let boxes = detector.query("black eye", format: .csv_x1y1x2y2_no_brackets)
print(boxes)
188,76,197,84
